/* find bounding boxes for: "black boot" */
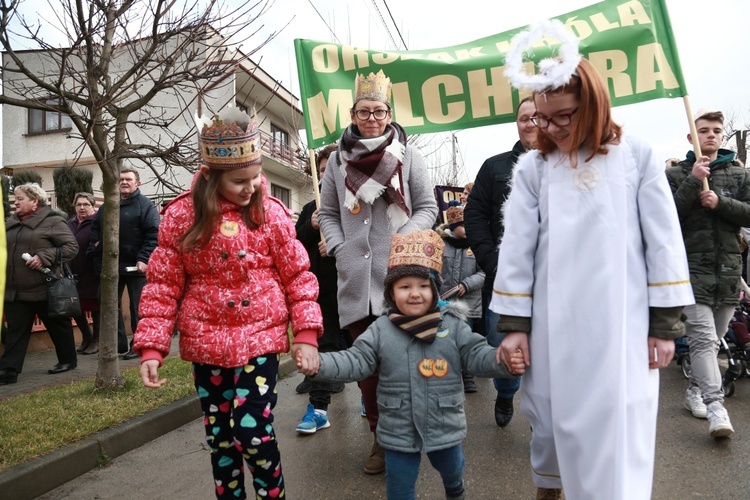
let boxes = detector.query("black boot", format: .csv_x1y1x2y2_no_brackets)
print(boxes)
295,376,313,394
0,368,18,385
494,395,514,428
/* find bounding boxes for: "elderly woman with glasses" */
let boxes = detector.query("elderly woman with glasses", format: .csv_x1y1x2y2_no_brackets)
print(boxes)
67,192,100,354
0,183,79,385
317,70,438,475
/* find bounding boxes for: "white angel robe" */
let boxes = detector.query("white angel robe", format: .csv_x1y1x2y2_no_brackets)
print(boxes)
490,135,694,500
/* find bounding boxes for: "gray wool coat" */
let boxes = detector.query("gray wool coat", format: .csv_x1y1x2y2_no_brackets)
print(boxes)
316,308,514,453
318,143,439,328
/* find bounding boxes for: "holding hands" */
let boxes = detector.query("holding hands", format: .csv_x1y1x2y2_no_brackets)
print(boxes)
498,331,530,375
294,343,320,376
140,360,167,389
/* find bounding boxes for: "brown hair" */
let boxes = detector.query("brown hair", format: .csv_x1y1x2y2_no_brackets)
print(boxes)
534,58,622,165
120,166,140,182
308,143,338,175
179,169,265,250
695,111,724,124
516,96,533,116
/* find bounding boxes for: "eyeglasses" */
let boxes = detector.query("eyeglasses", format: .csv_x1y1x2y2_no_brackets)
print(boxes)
531,108,578,129
75,203,92,207
353,108,389,121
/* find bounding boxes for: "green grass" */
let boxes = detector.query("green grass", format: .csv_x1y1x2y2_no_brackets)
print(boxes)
0,357,196,471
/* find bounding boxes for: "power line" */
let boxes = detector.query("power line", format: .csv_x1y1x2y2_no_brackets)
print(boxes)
307,0,341,44
381,0,407,50
369,0,398,49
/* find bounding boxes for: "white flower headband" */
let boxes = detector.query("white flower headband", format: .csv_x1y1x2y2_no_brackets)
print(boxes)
504,19,582,92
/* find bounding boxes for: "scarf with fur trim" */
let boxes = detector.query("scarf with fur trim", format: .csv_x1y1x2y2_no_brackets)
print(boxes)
339,122,410,229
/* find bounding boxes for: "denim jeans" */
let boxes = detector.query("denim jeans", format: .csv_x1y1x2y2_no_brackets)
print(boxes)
385,444,465,500
485,307,521,398
684,303,734,405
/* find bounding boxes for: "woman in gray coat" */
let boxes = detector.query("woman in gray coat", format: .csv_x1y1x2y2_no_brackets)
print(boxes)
318,70,438,474
0,183,79,385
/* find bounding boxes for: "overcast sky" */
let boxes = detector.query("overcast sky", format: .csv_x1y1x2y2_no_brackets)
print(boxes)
9,1,749,185
244,0,750,184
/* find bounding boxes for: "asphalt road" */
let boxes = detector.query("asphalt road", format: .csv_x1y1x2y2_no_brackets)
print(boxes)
37,361,749,499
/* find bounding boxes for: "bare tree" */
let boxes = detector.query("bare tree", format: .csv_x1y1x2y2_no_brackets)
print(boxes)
722,110,748,166
0,0,281,388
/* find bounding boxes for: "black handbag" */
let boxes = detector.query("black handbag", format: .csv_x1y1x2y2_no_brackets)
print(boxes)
47,248,82,318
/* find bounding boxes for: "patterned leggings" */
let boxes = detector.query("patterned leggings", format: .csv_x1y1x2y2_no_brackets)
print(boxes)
194,355,284,500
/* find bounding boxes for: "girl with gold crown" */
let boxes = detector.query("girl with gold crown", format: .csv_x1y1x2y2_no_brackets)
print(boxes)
318,69,438,474
494,20,694,500
133,107,323,499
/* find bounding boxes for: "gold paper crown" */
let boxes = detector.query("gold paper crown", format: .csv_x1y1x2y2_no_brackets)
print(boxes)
446,205,464,226
194,106,261,169
388,229,444,274
354,70,392,104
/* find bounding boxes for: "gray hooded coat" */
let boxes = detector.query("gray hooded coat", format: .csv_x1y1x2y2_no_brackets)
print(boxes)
316,304,514,453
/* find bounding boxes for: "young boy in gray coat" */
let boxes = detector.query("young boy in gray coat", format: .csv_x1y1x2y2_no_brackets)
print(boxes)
297,229,524,499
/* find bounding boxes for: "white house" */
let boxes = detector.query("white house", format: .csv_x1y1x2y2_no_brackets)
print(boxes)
1,42,316,215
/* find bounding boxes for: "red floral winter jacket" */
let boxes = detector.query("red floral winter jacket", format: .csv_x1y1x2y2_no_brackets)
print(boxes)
133,189,322,368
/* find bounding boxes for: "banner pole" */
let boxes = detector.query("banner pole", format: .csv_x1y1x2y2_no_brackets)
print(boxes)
308,147,327,245
683,95,709,191
309,148,321,209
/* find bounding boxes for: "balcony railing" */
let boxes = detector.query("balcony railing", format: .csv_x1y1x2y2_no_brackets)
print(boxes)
258,130,309,172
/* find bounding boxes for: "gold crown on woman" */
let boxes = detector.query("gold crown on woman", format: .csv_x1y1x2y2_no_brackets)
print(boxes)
194,106,261,169
388,229,444,273
354,70,392,104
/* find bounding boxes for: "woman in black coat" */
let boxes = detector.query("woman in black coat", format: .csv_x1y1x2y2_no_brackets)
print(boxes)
66,192,100,354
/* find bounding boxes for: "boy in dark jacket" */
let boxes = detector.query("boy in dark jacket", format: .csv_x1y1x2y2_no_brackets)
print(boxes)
666,108,750,438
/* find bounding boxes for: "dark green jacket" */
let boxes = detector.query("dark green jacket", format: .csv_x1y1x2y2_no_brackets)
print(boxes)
666,149,750,306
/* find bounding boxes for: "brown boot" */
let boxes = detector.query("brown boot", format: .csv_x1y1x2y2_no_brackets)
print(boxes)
82,319,99,355
363,437,385,474
82,341,99,355
536,488,563,500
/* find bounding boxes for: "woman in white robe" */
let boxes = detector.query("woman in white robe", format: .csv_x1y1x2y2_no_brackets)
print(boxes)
493,57,694,500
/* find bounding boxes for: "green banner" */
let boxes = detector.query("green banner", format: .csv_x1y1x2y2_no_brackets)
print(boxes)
295,0,686,149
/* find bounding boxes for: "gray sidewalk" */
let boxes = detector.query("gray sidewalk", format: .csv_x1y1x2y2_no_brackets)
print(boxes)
2,341,750,499
0,339,152,401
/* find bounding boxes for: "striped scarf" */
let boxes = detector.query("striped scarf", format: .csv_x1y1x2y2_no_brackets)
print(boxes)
338,122,410,229
388,307,442,344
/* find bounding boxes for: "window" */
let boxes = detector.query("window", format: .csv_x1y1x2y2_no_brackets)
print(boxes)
271,183,291,208
271,124,288,148
28,99,72,134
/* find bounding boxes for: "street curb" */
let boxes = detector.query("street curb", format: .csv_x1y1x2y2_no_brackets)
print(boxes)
0,355,298,500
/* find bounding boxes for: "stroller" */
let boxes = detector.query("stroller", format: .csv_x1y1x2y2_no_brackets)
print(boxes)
676,301,750,397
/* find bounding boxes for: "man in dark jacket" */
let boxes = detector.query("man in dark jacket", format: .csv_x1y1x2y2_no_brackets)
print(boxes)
464,97,536,428
666,109,750,439
88,167,160,359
